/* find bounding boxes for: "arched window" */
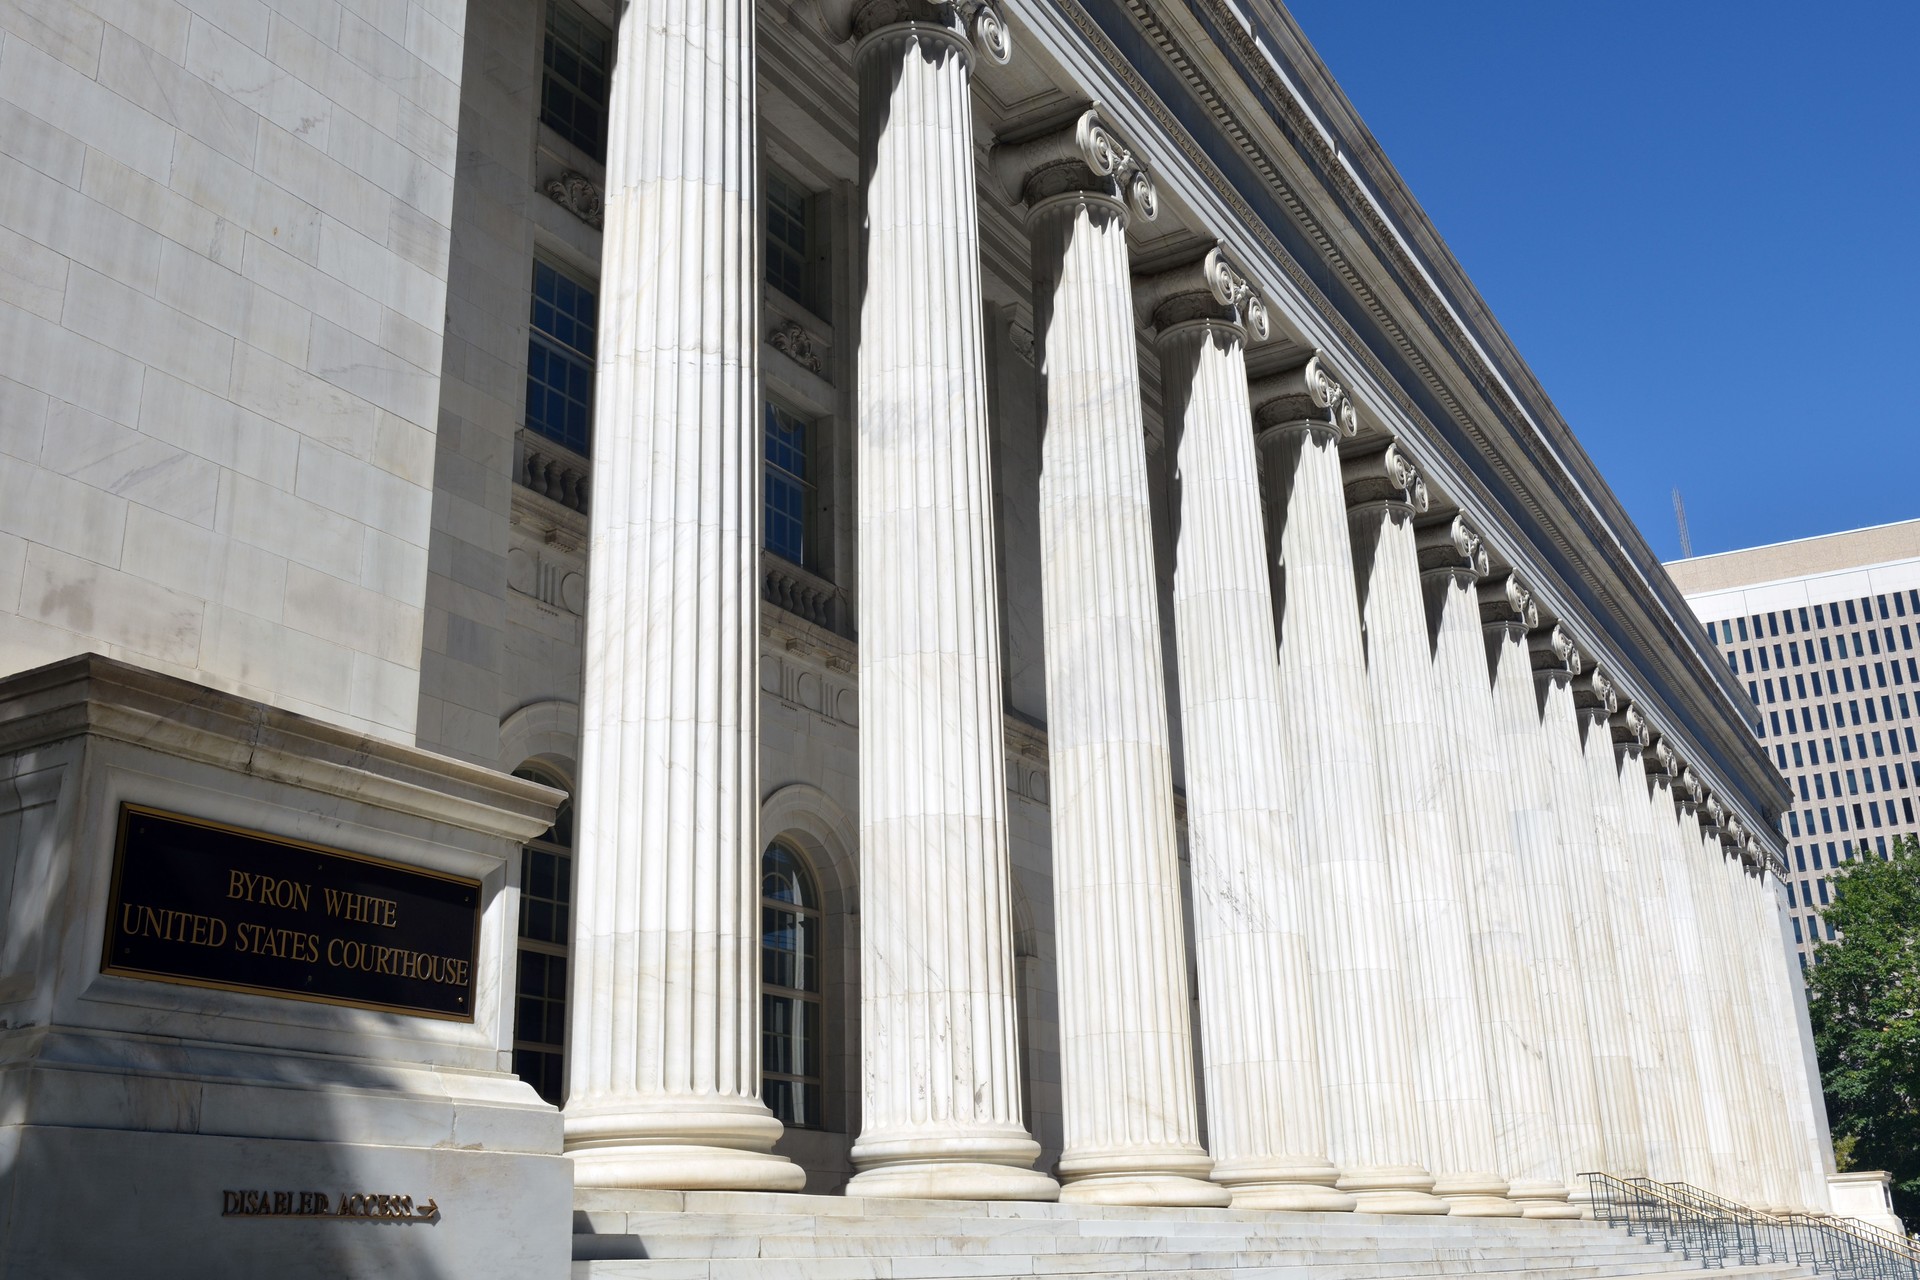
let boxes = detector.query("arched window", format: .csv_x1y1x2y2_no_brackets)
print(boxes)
761,841,822,1128
512,766,574,1106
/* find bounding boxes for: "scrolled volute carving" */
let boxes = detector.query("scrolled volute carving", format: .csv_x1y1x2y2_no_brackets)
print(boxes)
1250,352,1358,439
1611,703,1651,752
1133,243,1268,339
818,0,1010,62
990,105,1157,219
1577,666,1618,717
1341,441,1428,514
1528,621,1582,680
1479,573,1539,633
1415,515,1487,580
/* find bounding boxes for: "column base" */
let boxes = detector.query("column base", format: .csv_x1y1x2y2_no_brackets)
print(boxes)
846,1162,1060,1201
1432,1172,1522,1217
1508,1177,1582,1219
1212,1157,1356,1212
565,1098,805,1191
849,1129,1059,1201
1057,1148,1229,1208
1338,1165,1450,1215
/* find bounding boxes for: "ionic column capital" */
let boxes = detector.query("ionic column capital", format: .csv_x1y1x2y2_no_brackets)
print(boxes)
1249,352,1358,443
1575,666,1618,730
1527,622,1582,687
1416,515,1490,584
1133,245,1268,340
1478,572,1539,640
817,0,1010,63
1610,702,1652,758
991,105,1157,220
1341,441,1430,518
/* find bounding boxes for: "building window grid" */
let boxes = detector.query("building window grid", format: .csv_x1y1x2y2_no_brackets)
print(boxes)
541,1,611,160
763,402,814,568
761,842,824,1129
526,260,597,456
511,769,574,1107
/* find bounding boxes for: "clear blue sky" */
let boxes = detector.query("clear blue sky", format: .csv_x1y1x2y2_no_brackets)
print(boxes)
1282,0,1919,561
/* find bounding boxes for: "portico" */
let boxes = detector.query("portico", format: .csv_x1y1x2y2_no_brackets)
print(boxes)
559,0,1831,1219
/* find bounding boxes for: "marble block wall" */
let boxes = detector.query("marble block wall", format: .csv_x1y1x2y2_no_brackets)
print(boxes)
0,0,467,741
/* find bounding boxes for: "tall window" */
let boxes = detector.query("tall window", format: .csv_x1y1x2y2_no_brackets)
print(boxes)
761,842,823,1128
527,260,596,455
763,402,813,567
541,1,610,160
765,171,825,313
512,767,574,1106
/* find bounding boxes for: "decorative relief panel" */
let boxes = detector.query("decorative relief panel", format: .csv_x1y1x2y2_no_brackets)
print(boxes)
544,171,604,229
507,546,586,615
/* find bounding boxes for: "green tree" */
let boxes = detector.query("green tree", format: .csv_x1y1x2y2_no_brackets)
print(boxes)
1807,834,1920,1225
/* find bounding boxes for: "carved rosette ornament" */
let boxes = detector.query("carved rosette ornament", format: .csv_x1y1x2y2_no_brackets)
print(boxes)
545,171,604,228
991,106,1158,220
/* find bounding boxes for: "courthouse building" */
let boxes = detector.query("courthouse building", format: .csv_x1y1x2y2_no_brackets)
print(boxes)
1670,520,1920,971
0,0,1863,1272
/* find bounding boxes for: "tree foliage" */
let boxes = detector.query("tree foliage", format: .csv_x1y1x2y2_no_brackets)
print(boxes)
1807,834,1920,1225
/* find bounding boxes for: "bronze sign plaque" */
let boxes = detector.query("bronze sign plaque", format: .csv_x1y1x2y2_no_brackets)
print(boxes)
103,804,481,1020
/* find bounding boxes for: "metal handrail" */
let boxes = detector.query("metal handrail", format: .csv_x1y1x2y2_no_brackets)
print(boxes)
1580,1172,1919,1280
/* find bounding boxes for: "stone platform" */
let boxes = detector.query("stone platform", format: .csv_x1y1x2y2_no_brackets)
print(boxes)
573,1191,1821,1280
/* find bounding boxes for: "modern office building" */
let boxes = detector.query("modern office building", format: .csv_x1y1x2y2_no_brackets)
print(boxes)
0,0,1860,1272
1669,520,1920,970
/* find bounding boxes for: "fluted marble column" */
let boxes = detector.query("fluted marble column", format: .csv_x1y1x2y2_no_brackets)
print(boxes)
1608,707,1701,1183
1482,582,1605,1204
1535,635,1647,1181
564,0,804,1191
1726,846,1795,1211
1749,857,1828,1210
1346,459,1513,1217
1662,770,1742,1196
1138,251,1351,1212
1256,360,1443,1215
835,0,1054,1200
1643,749,1725,1190
1698,813,1775,1208
1578,677,1669,1182
1421,532,1572,1218
990,111,1221,1207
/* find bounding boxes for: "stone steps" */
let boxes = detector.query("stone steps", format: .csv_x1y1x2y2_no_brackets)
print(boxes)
572,1191,1821,1280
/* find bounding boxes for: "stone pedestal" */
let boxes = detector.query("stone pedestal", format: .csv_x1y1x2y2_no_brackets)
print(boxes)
0,656,571,1278
998,113,1221,1208
843,1,1054,1201
1256,362,1441,1216
1140,252,1350,1212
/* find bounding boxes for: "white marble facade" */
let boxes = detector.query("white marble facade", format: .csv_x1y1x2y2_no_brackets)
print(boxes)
0,0,1836,1227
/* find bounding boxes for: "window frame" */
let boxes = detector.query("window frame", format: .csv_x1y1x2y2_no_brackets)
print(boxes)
760,839,826,1130
511,764,575,1107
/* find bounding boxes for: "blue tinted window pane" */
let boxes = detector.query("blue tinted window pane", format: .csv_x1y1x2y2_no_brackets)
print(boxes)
763,402,811,565
541,3,610,160
526,261,596,455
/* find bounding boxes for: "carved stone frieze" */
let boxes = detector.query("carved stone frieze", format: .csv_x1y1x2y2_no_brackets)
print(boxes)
544,172,604,229
768,320,826,376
